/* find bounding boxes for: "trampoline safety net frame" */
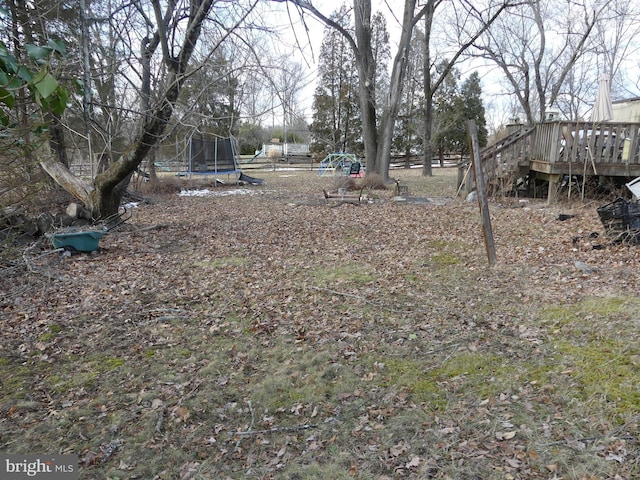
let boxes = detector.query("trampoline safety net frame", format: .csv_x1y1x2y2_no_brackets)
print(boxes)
188,137,241,182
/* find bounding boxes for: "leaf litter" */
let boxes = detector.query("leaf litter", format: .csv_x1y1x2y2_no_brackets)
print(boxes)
1,168,639,479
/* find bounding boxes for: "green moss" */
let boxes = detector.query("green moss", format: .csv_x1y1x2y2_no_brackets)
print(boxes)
556,339,640,415
579,296,630,316
39,324,64,342
175,348,191,358
48,324,63,334
379,352,514,406
520,360,558,386
191,256,247,268
102,357,125,370
45,374,66,392
430,253,459,266
1,365,31,400
424,239,449,249
539,304,578,327
341,234,361,244
312,262,377,286
540,297,637,329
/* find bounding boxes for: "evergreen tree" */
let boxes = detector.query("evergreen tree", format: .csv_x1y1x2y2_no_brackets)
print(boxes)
460,71,487,151
432,63,464,163
393,27,425,163
432,67,487,162
311,5,362,155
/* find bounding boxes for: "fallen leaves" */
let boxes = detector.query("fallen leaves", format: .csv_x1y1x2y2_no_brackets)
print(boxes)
1,170,640,479
496,430,518,441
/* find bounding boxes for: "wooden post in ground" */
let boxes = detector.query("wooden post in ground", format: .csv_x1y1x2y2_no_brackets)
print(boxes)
547,174,560,204
467,120,497,267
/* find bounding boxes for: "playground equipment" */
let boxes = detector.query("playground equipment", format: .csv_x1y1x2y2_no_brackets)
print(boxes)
188,137,242,181
187,136,263,185
318,153,363,177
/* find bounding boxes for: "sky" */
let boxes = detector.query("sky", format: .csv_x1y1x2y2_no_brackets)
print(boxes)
260,1,543,133
260,1,640,133
262,0,402,125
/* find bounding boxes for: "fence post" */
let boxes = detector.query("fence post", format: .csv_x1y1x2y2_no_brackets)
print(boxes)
467,120,497,267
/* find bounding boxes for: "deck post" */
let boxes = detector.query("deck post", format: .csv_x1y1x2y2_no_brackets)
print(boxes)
547,174,560,204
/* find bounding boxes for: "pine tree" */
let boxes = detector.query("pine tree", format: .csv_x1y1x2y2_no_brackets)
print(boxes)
311,5,362,155
432,63,464,163
460,71,487,150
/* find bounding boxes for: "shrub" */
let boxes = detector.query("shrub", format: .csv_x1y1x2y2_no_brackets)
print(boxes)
332,176,358,192
358,173,387,190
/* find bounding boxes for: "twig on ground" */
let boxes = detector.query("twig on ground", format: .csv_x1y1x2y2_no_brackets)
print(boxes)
155,407,166,434
309,285,382,307
541,435,638,448
0,245,62,277
232,400,256,453
540,415,640,448
233,424,318,436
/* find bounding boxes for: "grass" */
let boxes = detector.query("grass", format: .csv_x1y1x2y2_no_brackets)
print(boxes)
556,338,640,416
1,168,639,479
312,262,378,286
536,296,640,419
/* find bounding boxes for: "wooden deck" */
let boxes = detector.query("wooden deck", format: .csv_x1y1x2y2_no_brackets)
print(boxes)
479,121,640,200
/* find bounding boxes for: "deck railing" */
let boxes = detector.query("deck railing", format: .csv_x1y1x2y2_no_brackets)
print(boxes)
476,121,640,190
472,120,640,196
531,121,640,175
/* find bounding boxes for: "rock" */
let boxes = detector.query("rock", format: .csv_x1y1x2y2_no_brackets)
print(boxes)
574,261,597,274
36,212,55,235
66,202,80,219
66,202,91,220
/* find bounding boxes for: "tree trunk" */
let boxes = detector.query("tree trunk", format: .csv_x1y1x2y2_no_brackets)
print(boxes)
284,0,418,182
422,2,435,177
353,0,379,175
404,136,411,169
89,96,174,218
367,0,417,182
47,113,70,167
37,0,217,220
37,143,93,207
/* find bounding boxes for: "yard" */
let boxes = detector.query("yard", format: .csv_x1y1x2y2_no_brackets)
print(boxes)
1,167,639,479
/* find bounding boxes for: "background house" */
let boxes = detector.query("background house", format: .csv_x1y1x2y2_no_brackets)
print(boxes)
612,98,640,122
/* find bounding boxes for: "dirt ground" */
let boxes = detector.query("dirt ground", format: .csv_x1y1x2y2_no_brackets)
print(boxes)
1,167,639,479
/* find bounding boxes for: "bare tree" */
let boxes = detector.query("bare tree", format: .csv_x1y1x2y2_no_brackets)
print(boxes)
36,0,258,219
591,0,640,100
471,0,604,125
421,0,512,176
275,0,421,180
278,0,512,179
